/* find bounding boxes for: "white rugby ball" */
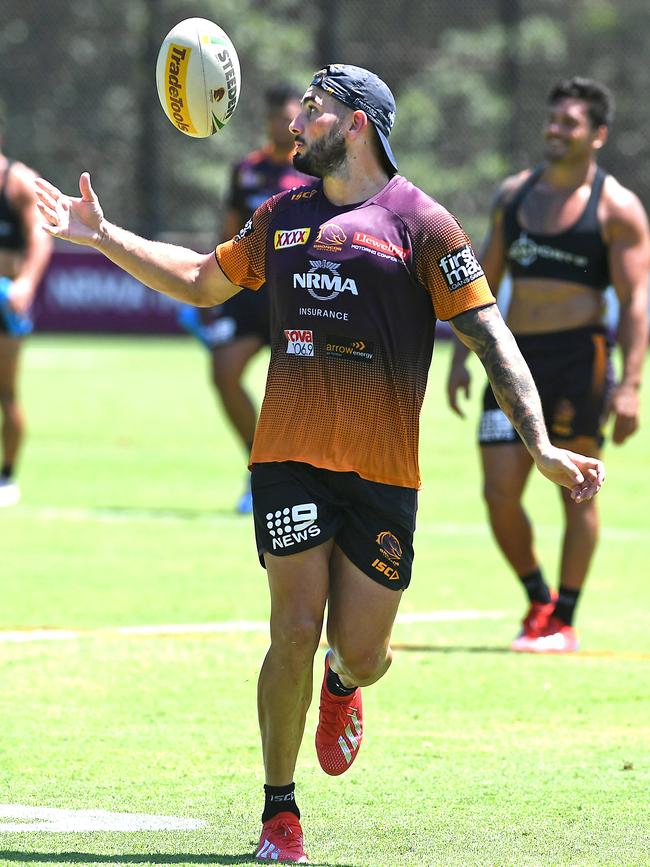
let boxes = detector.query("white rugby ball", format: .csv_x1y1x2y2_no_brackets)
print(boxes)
155,18,241,138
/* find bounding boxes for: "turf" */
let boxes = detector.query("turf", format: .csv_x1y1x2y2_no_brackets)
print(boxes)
0,335,648,866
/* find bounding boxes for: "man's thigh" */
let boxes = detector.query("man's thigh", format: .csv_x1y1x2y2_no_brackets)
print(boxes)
326,543,403,658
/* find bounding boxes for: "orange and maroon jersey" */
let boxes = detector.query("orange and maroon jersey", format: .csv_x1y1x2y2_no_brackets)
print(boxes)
217,175,494,488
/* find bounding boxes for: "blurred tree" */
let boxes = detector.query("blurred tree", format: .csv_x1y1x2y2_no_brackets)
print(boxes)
1,0,649,245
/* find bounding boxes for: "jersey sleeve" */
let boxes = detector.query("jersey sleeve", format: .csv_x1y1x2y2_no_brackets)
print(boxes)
414,207,495,321
215,194,278,291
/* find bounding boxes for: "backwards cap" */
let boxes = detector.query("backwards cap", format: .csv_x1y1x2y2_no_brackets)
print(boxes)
309,64,398,174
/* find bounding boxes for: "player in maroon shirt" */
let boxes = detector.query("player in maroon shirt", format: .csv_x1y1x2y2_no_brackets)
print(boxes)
35,64,605,864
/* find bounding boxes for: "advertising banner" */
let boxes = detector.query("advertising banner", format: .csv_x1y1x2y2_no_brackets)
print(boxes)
32,249,183,334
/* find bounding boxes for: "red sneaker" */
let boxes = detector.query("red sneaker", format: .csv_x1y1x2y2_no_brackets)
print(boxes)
315,652,363,776
510,591,557,652
255,812,307,863
526,616,579,653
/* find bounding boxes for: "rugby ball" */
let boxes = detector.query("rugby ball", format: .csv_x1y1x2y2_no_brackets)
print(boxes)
155,18,241,137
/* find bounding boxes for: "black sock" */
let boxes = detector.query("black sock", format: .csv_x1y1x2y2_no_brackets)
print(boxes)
518,567,552,604
326,665,357,697
553,586,580,626
262,782,300,822
1,464,12,480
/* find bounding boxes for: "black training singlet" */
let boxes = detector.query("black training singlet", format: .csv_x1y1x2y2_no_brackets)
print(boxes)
0,162,24,251
503,165,610,291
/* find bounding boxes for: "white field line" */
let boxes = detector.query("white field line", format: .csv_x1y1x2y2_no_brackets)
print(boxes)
0,610,505,644
0,804,205,833
7,504,650,541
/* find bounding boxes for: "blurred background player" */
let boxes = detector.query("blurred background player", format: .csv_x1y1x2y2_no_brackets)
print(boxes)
0,106,53,506
446,77,650,652
178,82,313,514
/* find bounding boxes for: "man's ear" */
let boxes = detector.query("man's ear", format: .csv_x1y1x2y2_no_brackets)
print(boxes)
348,109,369,138
593,124,608,150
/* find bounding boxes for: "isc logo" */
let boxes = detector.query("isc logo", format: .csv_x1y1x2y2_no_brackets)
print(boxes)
291,189,318,201
372,558,400,580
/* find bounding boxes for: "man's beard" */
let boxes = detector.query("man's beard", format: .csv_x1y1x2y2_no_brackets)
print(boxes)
293,123,347,178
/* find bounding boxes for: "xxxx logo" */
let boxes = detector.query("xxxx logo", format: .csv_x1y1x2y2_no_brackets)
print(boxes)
274,227,311,249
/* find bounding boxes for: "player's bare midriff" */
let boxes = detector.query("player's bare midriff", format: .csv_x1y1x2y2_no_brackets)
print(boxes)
0,249,22,280
506,279,607,335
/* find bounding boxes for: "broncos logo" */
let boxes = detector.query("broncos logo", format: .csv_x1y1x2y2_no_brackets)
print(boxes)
376,531,402,564
315,223,347,246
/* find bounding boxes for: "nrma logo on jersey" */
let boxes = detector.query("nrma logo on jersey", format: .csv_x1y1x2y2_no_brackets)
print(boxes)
274,228,311,249
438,244,484,291
266,503,321,550
293,260,358,301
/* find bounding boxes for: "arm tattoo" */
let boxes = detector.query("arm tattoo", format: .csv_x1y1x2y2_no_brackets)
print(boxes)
451,305,549,454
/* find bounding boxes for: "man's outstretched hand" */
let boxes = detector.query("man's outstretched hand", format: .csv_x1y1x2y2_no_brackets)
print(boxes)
35,173,105,247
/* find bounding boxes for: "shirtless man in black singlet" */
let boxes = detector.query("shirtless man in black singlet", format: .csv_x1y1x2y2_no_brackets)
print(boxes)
447,77,650,652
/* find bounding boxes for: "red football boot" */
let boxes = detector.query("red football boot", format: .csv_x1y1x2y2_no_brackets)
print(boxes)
510,591,558,652
315,652,363,776
526,615,579,653
255,811,307,863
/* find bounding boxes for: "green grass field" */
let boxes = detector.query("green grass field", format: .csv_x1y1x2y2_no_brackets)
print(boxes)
1,335,649,867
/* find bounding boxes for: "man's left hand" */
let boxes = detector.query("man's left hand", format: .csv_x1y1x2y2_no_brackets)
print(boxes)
534,447,605,503
608,384,640,444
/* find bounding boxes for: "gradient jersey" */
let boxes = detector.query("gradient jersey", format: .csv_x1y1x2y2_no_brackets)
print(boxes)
504,165,610,291
216,175,495,489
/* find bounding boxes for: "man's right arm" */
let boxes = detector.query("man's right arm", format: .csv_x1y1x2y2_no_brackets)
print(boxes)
36,172,239,308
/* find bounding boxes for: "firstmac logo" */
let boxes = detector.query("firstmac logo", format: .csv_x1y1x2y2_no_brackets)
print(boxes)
274,228,311,250
438,244,484,291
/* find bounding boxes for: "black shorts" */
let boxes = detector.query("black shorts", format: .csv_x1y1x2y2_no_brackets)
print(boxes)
177,284,270,349
251,461,418,590
479,326,614,447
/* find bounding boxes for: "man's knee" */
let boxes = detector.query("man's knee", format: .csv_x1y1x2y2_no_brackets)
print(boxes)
482,477,520,513
210,339,261,393
562,491,599,527
210,356,242,393
270,616,324,661
335,644,391,686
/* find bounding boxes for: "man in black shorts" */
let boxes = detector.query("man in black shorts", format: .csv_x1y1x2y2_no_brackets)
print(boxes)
36,64,604,863
178,83,312,513
447,77,649,652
